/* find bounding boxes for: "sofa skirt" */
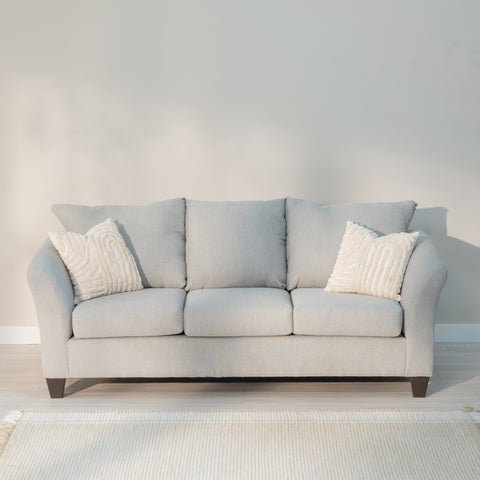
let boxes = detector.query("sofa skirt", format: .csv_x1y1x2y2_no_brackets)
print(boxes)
67,335,407,378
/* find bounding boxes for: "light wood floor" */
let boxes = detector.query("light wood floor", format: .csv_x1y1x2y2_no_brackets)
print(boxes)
1,343,479,419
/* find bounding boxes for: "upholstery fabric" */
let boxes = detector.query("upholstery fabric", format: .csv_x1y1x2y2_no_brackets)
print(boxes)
184,288,292,337
325,222,418,301
27,240,74,378
286,198,417,289
401,233,448,377
52,198,186,288
72,288,185,339
67,335,407,378
292,288,403,337
185,199,287,290
49,219,143,304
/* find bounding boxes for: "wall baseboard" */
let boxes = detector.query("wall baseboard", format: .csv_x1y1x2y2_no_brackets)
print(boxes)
0,324,479,345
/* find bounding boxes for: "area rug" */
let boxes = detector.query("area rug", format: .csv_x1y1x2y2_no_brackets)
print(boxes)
1,409,479,479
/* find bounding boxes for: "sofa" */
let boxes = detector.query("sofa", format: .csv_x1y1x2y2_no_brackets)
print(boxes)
27,198,447,398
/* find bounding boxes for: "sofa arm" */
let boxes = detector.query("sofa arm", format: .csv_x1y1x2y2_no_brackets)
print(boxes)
401,233,447,377
27,239,74,378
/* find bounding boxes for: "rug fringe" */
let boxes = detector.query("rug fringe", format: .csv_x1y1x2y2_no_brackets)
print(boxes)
0,410,22,456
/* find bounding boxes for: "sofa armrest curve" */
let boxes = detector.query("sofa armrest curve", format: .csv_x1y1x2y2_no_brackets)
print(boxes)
401,232,447,377
27,239,74,378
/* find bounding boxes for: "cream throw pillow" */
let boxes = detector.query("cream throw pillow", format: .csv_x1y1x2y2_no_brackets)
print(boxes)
49,219,143,304
325,221,418,301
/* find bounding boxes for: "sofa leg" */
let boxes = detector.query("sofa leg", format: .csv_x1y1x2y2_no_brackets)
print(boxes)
410,377,429,397
46,378,66,398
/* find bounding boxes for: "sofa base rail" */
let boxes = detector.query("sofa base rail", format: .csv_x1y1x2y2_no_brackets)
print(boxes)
46,376,430,399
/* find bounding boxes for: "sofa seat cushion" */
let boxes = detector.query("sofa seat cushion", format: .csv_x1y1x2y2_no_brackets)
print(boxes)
72,288,185,339
184,288,292,337
291,288,403,337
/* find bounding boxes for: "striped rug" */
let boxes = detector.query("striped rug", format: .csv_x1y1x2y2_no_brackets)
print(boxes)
1,409,479,479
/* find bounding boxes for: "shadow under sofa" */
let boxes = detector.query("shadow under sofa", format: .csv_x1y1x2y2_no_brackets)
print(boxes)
27,198,447,398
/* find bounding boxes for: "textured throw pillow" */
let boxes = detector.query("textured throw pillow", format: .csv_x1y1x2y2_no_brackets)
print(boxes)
49,219,143,304
325,221,418,301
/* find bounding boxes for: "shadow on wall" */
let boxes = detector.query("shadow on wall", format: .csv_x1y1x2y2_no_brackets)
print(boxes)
410,207,480,325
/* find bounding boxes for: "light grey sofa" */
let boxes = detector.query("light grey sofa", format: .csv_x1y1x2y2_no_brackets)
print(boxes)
27,198,447,398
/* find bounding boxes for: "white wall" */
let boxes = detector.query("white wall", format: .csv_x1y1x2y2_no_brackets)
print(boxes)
1,0,479,332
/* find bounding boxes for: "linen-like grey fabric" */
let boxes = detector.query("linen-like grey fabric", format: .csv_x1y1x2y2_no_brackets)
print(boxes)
286,198,417,290
185,199,287,290
52,199,186,288
184,288,292,337
401,233,447,377
27,240,74,378
72,288,185,339
292,288,403,337
67,335,406,378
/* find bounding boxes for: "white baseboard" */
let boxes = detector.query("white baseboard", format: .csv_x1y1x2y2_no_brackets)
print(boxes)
0,324,479,344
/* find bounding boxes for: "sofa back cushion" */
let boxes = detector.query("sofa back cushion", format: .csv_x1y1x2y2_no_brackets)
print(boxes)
52,198,186,288
286,198,417,290
186,199,286,290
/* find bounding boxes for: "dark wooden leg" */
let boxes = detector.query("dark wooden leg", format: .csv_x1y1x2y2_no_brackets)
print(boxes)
46,378,66,398
410,377,429,397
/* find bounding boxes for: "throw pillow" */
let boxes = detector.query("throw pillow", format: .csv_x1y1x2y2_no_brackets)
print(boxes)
48,219,143,304
325,221,418,301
